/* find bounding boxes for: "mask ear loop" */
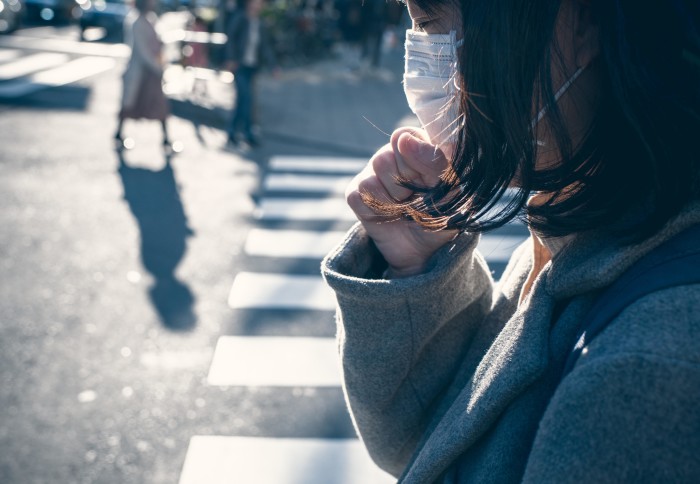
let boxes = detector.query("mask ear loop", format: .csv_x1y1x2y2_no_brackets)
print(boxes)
530,65,586,146
442,35,464,149
532,66,585,127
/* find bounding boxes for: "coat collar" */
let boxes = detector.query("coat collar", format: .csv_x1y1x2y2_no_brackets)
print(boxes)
546,201,700,300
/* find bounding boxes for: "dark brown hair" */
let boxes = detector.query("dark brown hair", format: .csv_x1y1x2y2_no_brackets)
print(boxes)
374,0,700,240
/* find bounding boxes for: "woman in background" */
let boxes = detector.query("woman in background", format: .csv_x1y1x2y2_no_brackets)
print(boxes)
116,0,175,152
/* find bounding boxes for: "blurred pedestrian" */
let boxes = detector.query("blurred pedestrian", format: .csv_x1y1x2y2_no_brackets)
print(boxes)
116,0,177,153
359,0,387,69
222,0,277,149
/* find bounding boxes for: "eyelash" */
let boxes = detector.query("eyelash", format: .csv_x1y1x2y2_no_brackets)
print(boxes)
416,20,431,31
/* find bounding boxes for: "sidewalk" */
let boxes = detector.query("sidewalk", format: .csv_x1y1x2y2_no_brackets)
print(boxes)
166,43,417,157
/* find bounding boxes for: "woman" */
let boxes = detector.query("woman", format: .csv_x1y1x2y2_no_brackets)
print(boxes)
322,0,700,482
116,0,174,151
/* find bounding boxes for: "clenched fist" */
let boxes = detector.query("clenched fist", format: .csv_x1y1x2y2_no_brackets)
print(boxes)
346,127,459,278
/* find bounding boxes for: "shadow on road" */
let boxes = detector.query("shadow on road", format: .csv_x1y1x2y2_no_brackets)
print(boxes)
115,149,197,331
0,85,92,111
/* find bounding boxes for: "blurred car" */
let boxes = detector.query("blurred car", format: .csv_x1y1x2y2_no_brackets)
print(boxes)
0,0,24,33
77,0,131,42
159,0,189,12
23,0,79,22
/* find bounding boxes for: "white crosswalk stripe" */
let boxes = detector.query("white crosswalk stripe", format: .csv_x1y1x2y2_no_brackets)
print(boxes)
245,228,347,259
268,156,367,174
207,336,340,387
179,436,394,484
0,48,21,63
263,173,353,194
182,156,531,483
0,48,116,98
0,34,130,58
228,272,336,311
256,197,356,222
0,52,69,81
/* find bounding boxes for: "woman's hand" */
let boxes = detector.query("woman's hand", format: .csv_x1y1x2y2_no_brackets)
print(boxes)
346,127,459,278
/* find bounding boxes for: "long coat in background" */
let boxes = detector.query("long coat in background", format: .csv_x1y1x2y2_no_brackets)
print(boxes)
120,11,170,120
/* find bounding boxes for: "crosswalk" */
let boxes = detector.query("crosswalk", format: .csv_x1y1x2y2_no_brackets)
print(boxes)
0,33,130,58
178,155,530,483
0,44,117,98
180,436,394,484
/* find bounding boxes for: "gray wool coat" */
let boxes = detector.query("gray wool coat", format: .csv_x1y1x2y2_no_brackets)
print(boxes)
321,202,700,483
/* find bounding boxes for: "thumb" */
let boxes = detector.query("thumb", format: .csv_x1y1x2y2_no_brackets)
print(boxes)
395,132,448,185
398,132,437,159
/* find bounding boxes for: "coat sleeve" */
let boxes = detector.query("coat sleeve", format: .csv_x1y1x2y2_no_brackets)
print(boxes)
131,17,163,75
523,287,700,483
321,223,495,476
224,13,244,64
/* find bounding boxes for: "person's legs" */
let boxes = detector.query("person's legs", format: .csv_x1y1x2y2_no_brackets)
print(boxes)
161,118,183,154
243,68,259,144
115,118,125,140
228,83,240,142
228,67,252,142
234,67,255,142
161,119,170,144
114,117,130,150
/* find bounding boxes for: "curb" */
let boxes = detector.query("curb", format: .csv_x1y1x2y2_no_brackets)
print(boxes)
169,95,376,157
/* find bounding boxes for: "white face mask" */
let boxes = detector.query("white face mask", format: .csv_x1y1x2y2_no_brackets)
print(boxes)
403,29,463,153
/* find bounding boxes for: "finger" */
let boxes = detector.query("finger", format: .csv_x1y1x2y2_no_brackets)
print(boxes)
344,161,373,208
392,125,431,144
370,146,416,202
345,163,395,223
393,131,448,187
370,126,439,200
